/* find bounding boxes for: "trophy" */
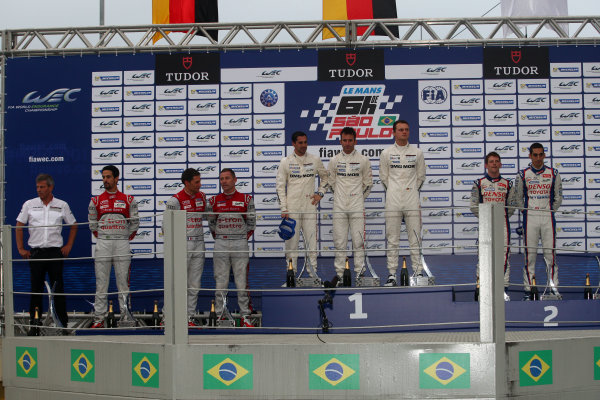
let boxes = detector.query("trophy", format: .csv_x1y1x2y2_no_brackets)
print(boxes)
355,232,380,287
409,231,435,286
295,230,322,287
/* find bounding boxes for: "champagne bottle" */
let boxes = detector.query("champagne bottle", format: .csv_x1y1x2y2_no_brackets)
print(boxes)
342,258,352,287
584,273,593,300
151,300,161,328
106,300,116,328
286,259,295,288
28,307,41,336
530,275,539,301
400,257,409,286
208,299,217,327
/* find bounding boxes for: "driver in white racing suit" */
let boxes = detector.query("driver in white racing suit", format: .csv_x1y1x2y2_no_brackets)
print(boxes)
513,143,563,296
326,127,373,280
276,131,328,278
470,152,515,298
379,120,426,286
88,165,139,328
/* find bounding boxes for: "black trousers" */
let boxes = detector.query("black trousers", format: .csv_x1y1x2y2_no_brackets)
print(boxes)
29,247,68,326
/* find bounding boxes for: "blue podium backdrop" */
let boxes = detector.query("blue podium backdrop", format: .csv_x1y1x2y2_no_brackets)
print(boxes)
4,46,600,311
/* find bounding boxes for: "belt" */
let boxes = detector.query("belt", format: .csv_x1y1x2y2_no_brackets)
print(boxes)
97,235,129,240
30,247,61,258
215,234,246,240
187,236,204,241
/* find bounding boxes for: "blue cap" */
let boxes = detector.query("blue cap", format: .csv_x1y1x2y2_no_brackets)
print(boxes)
278,218,296,240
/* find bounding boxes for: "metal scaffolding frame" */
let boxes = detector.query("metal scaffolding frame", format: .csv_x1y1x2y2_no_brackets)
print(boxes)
0,17,599,56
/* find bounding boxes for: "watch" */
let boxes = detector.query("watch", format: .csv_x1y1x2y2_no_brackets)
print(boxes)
315,191,324,197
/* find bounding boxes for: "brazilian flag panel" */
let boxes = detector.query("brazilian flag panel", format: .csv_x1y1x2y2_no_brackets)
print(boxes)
309,354,360,390
419,353,470,389
71,349,95,383
594,347,600,380
204,354,253,390
16,347,38,379
519,350,553,386
132,352,160,388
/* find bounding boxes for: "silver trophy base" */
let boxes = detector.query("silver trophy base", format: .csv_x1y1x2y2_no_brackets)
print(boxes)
540,293,562,301
410,276,435,286
296,277,322,287
217,318,235,327
356,277,380,287
118,318,137,328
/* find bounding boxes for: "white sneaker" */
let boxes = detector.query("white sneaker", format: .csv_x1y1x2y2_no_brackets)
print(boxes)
504,291,510,302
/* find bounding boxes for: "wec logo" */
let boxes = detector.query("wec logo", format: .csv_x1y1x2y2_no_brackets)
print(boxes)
426,67,447,73
132,73,151,79
100,89,120,95
23,88,81,103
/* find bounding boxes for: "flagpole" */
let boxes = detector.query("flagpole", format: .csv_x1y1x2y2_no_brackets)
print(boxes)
100,0,105,26
450,2,500,39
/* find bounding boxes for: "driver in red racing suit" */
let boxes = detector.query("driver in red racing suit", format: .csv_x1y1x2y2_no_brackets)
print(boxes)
207,168,256,327
88,165,139,328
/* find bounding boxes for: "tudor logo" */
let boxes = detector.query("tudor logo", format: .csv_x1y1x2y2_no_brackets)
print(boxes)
483,47,549,79
318,49,384,81
155,53,220,85
346,53,356,66
511,50,521,64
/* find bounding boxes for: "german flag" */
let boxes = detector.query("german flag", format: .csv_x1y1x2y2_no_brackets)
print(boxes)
152,0,219,43
323,0,398,39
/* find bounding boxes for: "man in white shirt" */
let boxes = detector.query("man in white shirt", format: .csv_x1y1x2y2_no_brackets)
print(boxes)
16,174,78,329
